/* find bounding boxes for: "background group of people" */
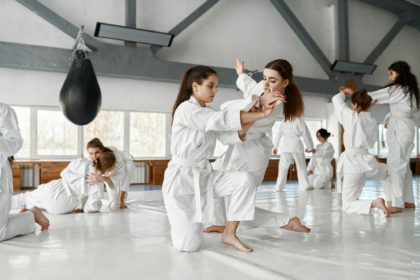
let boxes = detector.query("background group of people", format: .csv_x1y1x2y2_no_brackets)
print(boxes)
0,109,135,242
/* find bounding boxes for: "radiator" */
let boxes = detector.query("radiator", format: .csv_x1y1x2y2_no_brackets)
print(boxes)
20,164,34,188
130,162,148,184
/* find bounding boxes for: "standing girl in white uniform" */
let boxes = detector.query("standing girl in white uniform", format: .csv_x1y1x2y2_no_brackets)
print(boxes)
1,103,49,241
164,65,279,253
272,118,315,191
307,129,335,189
11,152,116,214
332,88,390,216
368,61,419,212
86,138,135,209
205,59,311,234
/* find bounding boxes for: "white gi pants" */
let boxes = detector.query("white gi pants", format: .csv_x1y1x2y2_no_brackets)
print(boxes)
276,152,310,191
342,163,390,215
308,170,332,189
387,142,413,208
1,170,35,241
11,180,78,215
163,171,256,252
211,138,290,228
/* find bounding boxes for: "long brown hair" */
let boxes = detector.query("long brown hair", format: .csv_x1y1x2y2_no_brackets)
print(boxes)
86,138,106,152
94,151,116,174
387,61,419,109
265,59,304,121
171,66,218,123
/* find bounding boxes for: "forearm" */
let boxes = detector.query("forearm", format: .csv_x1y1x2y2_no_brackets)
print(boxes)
102,176,114,189
240,111,265,125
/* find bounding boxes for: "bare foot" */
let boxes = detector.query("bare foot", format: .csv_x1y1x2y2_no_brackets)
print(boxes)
118,191,128,209
389,206,403,213
281,217,311,233
118,203,127,209
20,208,29,213
203,225,225,233
73,208,84,213
221,233,253,252
373,198,390,217
405,202,415,208
30,207,50,231
331,182,336,189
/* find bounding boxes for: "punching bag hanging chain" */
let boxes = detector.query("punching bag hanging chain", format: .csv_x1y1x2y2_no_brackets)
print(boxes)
73,25,89,54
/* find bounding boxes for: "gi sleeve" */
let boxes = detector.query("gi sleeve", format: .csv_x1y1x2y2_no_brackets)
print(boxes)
236,74,264,99
0,105,23,157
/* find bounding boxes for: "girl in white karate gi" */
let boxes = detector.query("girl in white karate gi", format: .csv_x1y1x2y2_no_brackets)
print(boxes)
307,129,335,189
368,61,419,212
272,118,315,191
164,65,279,253
205,59,311,234
86,138,135,209
1,103,49,241
11,152,116,215
332,88,390,216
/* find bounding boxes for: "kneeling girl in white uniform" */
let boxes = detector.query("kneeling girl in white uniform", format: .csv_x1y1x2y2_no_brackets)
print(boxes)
307,129,335,189
332,88,390,217
1,103,49,241
11,152,116,215
163,65,278,253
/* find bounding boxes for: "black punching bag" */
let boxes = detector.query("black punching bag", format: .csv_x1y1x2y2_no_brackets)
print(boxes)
60,49,101,125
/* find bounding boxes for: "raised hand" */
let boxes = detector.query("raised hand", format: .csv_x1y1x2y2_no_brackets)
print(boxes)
234,58,245,76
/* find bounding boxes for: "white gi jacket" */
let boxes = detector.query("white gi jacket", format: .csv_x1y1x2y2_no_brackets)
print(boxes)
108,147,135,192
307,141,335,178
272,118,314,153
213,74,282,180
0,103,23,194
369,86,417,143
60,158,92,201
162,96,245,223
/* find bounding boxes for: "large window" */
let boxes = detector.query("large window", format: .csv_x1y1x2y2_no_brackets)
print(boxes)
12,106,30,158
130,112,166,157
37,109,78,156
84,110,124,151
10,106,170,159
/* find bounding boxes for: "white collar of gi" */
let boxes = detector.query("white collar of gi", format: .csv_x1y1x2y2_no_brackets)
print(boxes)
189,95,206,107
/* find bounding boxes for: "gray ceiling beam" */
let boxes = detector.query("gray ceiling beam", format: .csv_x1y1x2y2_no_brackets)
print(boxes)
364,16,409,64
360,0,420,29
151,0,219,53
337,0,349,61
270,0,334,78
0,41,380,96
0,41,235,88
125,0,137,47
16,0,101,51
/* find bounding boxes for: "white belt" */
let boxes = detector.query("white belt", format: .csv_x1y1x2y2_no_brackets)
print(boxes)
171,157,213,223
344,147,368,155
392,111,412,119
